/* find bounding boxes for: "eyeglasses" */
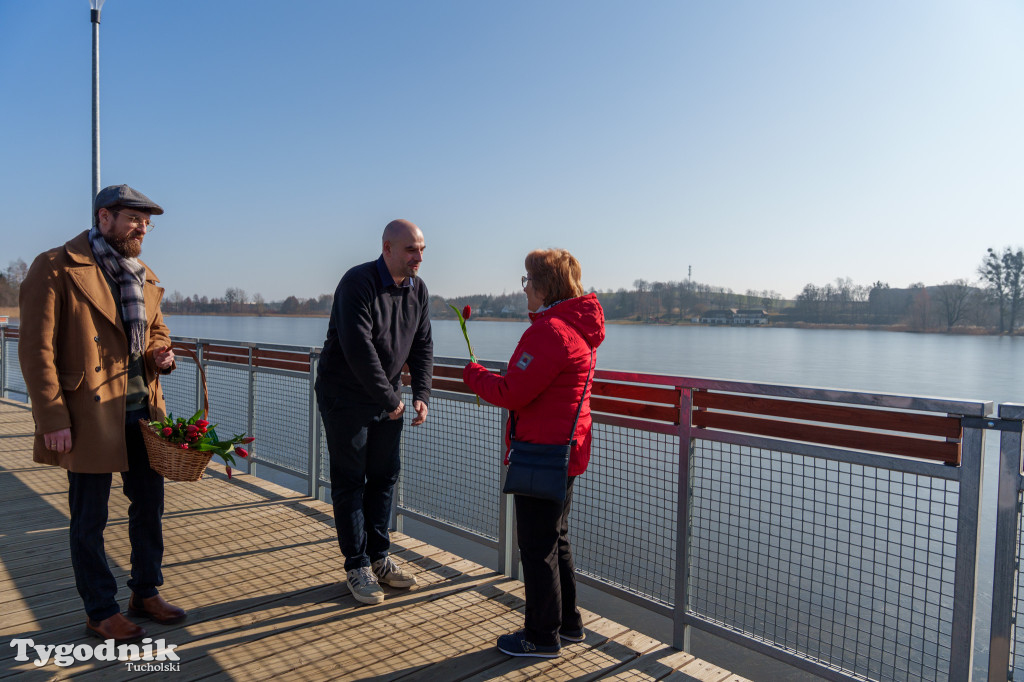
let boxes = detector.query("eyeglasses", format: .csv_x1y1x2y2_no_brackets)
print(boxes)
521,275,532,289
113,211,156,232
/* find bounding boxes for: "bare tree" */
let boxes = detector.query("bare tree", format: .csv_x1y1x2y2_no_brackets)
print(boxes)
5,259,27,286
935,280,973,331
979,247,1024,333
908,283,930,331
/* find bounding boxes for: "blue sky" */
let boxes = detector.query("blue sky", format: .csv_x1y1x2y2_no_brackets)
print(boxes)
2,0,1021,301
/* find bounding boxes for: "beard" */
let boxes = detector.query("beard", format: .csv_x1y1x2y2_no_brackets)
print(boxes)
106,234,143,258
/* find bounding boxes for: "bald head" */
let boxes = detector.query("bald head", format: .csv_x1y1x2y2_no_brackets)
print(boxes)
382,219,426,286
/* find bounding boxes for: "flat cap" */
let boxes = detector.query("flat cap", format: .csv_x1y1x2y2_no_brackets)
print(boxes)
94,184,164,216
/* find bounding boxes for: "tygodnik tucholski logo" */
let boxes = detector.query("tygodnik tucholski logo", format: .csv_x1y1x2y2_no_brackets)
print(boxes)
10,637,181,671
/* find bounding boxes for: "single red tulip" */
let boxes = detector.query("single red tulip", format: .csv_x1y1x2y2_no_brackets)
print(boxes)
196,419,209,428
179,443,189,449
161,426,173,437
462,305,472,320
240,436,255,444
236,447,249,458
226,466,232,479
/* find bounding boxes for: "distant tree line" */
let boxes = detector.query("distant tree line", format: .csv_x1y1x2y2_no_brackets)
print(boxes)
162,288,334,316
783,246,1024,333
5,246,1023,334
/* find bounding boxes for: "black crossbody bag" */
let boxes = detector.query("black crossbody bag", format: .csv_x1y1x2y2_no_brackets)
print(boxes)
502,350,595,502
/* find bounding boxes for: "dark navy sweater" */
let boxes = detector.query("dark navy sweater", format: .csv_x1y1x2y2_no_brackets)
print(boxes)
316,256,433,411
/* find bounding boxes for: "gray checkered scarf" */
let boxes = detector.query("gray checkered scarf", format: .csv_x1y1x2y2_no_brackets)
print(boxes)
88,226,147,355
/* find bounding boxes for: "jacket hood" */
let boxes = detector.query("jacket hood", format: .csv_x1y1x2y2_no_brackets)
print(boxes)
529,292,606,349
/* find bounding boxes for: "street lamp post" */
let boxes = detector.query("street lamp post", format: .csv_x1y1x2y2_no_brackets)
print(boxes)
90,1,105,213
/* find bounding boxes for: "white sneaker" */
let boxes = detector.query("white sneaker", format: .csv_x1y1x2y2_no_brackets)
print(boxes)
346,566,384,605
372,556,417,588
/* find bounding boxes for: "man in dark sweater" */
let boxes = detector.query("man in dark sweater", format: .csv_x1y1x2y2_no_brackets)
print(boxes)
315,219,433,605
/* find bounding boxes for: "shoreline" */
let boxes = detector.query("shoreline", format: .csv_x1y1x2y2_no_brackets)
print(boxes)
0,309,1010,337
152,312,1013,336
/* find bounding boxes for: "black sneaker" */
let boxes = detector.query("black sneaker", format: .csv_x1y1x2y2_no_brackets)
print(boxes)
559,627,585,643
496,630,560,658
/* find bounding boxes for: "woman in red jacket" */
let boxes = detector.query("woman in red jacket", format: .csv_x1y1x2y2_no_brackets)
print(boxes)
463,248,606,658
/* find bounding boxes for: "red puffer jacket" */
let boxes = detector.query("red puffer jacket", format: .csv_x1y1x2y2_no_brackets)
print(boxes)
463,293,606,476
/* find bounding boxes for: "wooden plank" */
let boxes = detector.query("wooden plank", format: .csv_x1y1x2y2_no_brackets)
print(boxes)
592,381,681,407
670,656,739,681
254,348,310,363
203,343,249,356
433,364,471,379
591,397,680,424
694,391,961,438
592,645,696,680
693,411,960,464
252,356,310,372
202,351,248,366
432,377,473,394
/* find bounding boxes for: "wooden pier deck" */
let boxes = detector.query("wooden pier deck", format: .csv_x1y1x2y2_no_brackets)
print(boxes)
0,400,747,681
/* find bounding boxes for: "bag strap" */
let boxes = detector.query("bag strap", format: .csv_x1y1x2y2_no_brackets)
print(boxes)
510,348,596,446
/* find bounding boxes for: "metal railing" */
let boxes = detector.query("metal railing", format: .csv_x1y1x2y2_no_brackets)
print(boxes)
988,403,1024,682
4,326,1024,682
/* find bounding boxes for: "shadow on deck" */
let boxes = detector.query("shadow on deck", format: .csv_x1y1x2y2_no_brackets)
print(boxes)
0,400,746,681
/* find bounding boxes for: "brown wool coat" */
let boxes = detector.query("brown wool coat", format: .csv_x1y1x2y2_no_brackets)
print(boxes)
19,231,174,473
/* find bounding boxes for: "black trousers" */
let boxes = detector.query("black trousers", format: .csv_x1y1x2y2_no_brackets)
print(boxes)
318,393,404,571
67,408,164,621
514,476,583,646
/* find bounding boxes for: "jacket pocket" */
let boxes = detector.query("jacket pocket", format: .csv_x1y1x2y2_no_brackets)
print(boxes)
59,371,85,391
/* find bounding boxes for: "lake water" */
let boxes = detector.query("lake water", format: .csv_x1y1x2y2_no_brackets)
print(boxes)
165,314,1023,405
163,314,1023,679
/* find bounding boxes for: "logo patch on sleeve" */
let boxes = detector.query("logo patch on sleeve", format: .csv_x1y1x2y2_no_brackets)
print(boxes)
516,352,534,371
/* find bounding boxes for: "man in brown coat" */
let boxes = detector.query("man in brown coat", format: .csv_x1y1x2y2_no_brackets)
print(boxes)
19,184,186,644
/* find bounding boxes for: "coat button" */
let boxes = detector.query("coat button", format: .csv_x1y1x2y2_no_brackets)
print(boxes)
94,395,100,402
95,366,101,372
94,336,99,342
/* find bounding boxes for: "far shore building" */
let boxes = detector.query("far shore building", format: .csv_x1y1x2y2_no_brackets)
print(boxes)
700,309,735,324
734,309,769,325
700,309,769,325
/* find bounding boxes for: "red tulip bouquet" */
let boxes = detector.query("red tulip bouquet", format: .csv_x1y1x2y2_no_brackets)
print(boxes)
148,409,254,480
449,304,480,404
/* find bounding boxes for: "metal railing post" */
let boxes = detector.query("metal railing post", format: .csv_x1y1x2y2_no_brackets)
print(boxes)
194,341,205,416
309,350,321,500
673,385,693,651
989,404,1024,682
949,420,986,682
497,407,519,578
247,345,257,479
0,323,6,400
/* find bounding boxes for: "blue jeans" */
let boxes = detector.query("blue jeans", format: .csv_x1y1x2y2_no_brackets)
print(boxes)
67,408,164,621
318,395,403,571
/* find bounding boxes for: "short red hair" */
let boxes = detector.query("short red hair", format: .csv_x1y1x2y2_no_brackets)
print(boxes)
525,249,584,306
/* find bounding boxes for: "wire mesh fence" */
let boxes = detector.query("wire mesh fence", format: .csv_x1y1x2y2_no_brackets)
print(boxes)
158,354,198,419
1011,497,1024,681
254,370,311,475
396,390,504,542
573,422,678,606
1,334,27,399
688,439,958,682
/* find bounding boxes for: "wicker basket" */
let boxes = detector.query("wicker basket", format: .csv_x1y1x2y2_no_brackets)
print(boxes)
139,345,214,481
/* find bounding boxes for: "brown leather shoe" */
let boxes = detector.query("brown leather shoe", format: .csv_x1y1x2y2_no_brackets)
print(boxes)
86,613,146,643
128,593,187,625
